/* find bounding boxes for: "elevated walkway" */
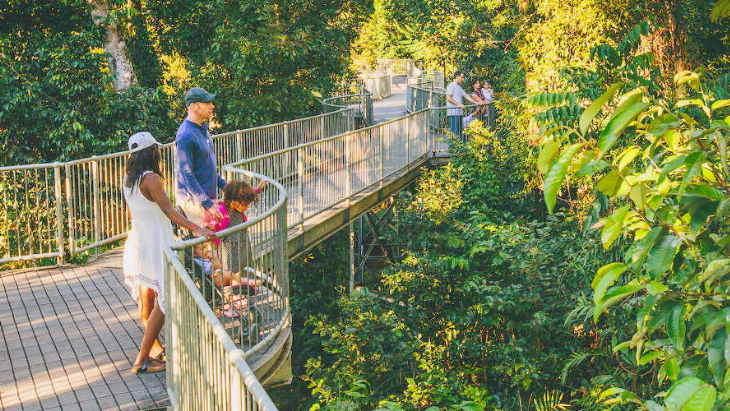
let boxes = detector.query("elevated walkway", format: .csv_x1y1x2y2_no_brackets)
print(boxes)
0,61,449,410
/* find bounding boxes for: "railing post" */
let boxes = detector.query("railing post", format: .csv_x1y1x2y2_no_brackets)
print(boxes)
379,127,384,187
345,133,351,206
92,157,101,255
64,163,76,255
229,351,243,411
406,116,411,171
298,146,304,229
54,163,65,265
283,121,289,149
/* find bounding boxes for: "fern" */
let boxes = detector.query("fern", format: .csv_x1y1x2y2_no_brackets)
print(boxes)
533,391,570,411
560,351,592,385
526,92,575,107
617,20,651,55
532,104,582,127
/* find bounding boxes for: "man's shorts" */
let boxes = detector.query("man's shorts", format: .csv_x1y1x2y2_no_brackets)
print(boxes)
177,198,207,226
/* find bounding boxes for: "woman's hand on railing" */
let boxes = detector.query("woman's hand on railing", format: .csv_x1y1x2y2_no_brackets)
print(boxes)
192,224,217,241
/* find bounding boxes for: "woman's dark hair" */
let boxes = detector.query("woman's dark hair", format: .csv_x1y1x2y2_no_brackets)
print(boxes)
223,181,260,209
471,79,481,90
125,145,163,192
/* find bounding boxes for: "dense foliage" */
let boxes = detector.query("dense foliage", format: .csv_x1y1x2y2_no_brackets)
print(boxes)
0,0,368,165
294,2,730,410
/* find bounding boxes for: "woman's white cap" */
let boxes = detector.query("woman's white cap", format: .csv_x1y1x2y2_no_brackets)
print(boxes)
128,132,162,153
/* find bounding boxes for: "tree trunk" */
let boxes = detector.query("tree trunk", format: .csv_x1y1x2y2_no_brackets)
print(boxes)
88,0,138,91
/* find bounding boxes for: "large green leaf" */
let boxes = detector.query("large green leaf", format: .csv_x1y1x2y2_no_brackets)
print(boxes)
668,304,686,353
601,205,630,249
683,385,717,411
664,377,704,410
697,259,730,284
594,283,644,322
579,82,622,135
679,151,706,197
597,93,649,156
596,169,624,197
646,234,681,279
592,263,627,302
544,143,582,214
631,226,664,272
537,141,560,174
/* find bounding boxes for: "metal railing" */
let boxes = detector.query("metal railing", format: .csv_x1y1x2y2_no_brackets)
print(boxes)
226,109,432,231
163,170,287,410
0,109,354,267
322,89,373,128
406,73,496,153
361,72,392,100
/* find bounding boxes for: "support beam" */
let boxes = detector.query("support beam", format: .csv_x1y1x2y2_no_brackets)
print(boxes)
349,221,355,294
363,211,395,264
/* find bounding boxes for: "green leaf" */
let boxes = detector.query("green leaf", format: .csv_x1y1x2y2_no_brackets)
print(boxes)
664,377,704,410
544,143,582,214
597,94,649,156
592,263,627,302
679,151,706,197
639,350,664,365
631,226,664,272
668,304,686,353
580,82,622,135
666,356,680,381
697,259,730,284
594,284,644,322
646,281,668,295
616,146,642,170
646,234,681,279
577,158,609,176
629,184,647,210
537,141,560,174
712,99,730,110
708,330,725,386
684,183,725,201
601,205,630,249
597,169,624,197
683,385,716,411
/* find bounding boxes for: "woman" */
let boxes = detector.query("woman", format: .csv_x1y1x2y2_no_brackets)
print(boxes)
468,79,487,123
123,131,215,374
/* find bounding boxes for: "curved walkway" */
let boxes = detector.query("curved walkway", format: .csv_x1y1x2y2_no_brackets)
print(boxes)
0,87,412,410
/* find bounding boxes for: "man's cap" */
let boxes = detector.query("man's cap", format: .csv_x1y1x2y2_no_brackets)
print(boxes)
185,87,216,106
128,132,162,153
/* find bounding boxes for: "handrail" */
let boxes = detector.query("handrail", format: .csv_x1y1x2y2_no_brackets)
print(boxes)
227,109,432,231
164,169,289,409
0,108,354,266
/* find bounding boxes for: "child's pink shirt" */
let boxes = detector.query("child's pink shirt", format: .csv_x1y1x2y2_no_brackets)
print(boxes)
207,187,260,243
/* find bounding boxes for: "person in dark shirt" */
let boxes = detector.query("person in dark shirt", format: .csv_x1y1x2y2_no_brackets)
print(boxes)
175,87,227,225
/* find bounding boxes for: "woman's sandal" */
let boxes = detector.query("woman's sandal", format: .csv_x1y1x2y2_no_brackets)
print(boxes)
155,350,166,362
132,358,166,374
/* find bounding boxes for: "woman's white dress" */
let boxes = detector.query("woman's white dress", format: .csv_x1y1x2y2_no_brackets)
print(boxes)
123,171,176,314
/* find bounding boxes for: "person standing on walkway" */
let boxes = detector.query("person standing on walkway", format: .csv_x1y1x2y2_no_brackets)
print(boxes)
446,71,481,140
481,79,496,131
176,87,227,225
123,132,215,373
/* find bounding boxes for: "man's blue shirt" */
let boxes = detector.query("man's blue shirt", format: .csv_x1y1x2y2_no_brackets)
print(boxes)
175,120,226,209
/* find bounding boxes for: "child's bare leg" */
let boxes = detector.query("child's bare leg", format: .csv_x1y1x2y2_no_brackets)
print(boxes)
138,286,164,358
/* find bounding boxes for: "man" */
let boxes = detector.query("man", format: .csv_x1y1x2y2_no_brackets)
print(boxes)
445,71,481,140
175,87,226,225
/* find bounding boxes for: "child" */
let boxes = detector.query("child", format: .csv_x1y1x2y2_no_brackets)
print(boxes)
206,180,266,290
